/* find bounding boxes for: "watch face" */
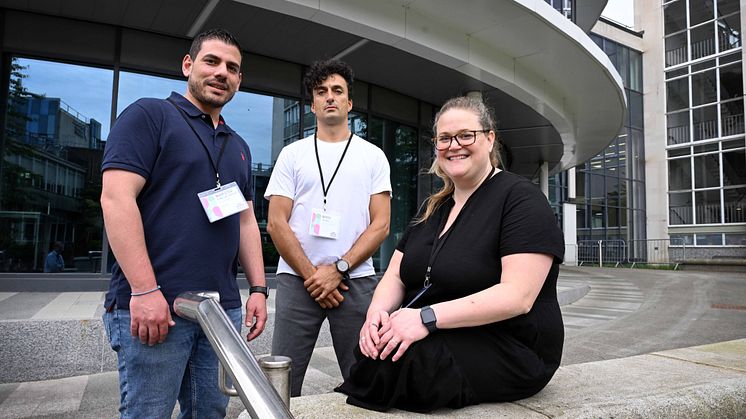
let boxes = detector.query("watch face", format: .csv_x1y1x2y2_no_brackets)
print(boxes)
421,307,436,324
336,259,350,272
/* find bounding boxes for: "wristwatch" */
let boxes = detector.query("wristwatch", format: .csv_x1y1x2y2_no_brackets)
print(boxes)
335,258,351,281
420,306,438,333
249,286,269,299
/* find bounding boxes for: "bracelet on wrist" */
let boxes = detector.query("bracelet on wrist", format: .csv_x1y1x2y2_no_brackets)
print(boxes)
130,285,161,297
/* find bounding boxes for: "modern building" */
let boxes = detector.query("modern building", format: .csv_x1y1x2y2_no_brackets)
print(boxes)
0,0,742,277
638,0,746,258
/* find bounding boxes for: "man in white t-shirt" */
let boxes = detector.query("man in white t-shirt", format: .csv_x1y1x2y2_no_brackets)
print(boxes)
265,59,391,396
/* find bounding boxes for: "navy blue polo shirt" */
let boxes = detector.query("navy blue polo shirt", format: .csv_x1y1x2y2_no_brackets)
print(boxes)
102,92,253,310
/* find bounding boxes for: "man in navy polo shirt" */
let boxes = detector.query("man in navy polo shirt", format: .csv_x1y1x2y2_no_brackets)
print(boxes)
100,28,268,418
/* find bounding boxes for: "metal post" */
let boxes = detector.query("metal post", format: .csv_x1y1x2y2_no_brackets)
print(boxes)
174,292,293,419
598,240,603,268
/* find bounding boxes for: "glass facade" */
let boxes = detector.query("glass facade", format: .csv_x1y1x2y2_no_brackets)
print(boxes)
570,35,646,245
1,50,432,273
663,0,746,248
1,58,110,272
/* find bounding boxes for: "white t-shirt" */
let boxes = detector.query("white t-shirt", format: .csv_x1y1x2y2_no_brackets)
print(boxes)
264,134,392,278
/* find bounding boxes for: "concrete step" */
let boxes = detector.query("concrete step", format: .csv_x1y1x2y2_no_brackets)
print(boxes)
0,279,591,384
280,339,746,419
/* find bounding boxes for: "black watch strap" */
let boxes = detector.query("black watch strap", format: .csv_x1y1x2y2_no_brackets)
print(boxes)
420,305,438,333
249,286,269,298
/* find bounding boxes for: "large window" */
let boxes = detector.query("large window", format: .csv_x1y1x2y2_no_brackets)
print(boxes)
665,53,743,146
663,0,744,243
1,58,112,272
577,35,645,244
666,139,746,226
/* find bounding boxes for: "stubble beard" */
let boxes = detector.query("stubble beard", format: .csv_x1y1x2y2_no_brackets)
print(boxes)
188,78,235,109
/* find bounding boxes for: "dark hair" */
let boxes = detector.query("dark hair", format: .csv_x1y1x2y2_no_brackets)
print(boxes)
303,59,354,97
189,28,242,60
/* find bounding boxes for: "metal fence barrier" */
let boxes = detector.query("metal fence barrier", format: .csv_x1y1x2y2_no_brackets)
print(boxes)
576,238,687,269
577,240,627,267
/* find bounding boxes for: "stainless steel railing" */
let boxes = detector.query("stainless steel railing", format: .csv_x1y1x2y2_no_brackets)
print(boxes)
173,291,293,419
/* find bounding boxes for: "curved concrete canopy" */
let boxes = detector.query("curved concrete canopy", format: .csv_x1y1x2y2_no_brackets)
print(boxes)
0,0,625,178
238,0,626,176
575,0,609,32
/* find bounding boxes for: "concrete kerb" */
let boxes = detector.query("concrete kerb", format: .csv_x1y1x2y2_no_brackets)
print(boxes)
281,339,746,419
0,282,592,384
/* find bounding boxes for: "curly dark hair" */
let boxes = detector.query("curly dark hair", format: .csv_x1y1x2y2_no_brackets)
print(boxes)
189,28,242,60
303,59,354,97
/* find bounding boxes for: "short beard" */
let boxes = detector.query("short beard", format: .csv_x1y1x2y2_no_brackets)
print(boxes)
188,78,235,109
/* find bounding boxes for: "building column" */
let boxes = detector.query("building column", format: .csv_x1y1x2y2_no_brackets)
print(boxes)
563,167,578,266
539,161,549,197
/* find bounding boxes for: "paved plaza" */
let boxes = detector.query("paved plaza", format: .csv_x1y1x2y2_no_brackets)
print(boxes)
0,266,744,418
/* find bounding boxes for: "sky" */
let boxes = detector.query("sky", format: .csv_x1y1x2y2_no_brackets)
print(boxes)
17,57,275,165
601,0,635,28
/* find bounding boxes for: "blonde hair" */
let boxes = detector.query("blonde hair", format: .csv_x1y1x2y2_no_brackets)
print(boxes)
416,96,502,223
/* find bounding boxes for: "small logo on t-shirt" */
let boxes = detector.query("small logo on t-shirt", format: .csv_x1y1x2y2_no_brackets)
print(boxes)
240,152,245,161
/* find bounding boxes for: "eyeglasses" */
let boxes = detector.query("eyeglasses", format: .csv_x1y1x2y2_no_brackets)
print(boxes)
432,129,489,150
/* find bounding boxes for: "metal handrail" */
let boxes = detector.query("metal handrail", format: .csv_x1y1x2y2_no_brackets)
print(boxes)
173,291,293,419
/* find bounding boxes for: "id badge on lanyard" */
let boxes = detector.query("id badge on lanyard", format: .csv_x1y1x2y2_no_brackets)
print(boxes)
166,98,249,223
308,208,342,239
198,182,249,223
310,130,353,239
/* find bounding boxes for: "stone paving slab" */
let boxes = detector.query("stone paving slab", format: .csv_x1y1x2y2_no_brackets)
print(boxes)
651,339,746,373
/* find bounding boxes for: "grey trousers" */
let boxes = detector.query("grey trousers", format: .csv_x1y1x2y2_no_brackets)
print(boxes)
271,272,377,397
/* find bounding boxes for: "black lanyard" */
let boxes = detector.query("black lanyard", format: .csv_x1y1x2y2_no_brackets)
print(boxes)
403,166,496,308
314,130,353,209
167,98,230,188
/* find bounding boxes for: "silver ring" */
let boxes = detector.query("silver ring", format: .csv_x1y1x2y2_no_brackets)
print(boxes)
370,322,378,328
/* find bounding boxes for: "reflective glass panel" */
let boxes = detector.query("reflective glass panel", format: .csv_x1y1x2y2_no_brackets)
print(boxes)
720,63,743,100
666,77,689,111
724,187,746,223
664,0,687,35
665,33,689,66
667,110,690,145
689,0,715,26
722,149,746,186
694,153,720,188
690,23,716,59
721,99,745,137
717,0,739,16
724,233,746,245
668,158,692,190
692,105,718,140
690,69,718,106
717,13,741,52
695,189,722,223
669,191,693,224
696,233,723,245
368,117,417,270
2,58,112,272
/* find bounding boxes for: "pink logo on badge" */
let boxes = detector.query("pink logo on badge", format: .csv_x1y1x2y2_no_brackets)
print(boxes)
213,207,223,218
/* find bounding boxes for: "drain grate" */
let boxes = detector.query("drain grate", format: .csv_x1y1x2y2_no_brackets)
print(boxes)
711,303,746,311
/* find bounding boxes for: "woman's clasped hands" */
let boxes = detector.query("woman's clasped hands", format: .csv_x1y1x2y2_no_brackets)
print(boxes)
359,308,431,362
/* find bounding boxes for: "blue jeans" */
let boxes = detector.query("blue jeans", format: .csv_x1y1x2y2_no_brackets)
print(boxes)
103,307,242,419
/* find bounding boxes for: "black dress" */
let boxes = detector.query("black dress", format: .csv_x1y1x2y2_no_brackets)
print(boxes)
335,171,565,412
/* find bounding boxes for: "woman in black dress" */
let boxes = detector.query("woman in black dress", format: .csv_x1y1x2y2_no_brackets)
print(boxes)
335,96,565,412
